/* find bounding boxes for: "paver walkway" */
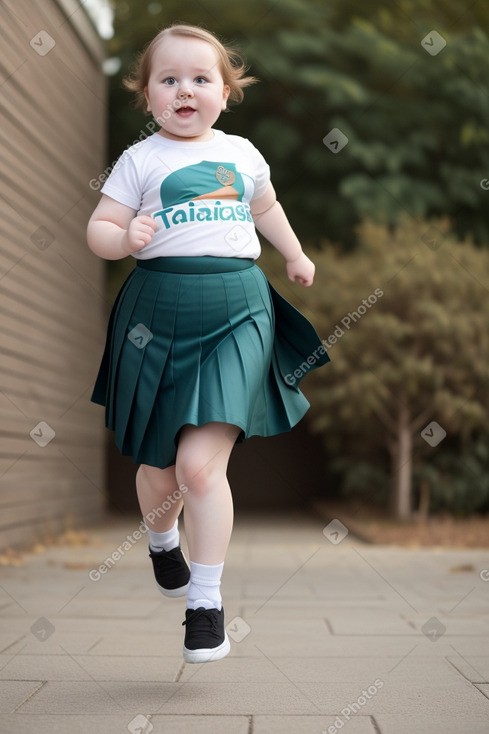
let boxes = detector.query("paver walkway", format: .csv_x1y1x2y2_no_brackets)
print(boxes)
1,510,488,733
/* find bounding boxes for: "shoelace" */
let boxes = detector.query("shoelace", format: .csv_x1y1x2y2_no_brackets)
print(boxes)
182,608,220,640
149,548,188,587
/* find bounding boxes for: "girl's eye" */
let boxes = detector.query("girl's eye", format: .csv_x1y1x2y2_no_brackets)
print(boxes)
162,77,176,85
194,77,208,85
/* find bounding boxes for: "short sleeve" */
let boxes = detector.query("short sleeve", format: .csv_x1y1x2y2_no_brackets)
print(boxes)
244,140,271,199
100,150,142,211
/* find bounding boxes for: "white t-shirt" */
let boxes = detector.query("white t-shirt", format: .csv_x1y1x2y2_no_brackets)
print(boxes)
100,129,270,260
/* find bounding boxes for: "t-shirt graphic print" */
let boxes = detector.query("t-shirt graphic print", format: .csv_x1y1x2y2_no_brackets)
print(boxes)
100,130,270,260
153,160,253,237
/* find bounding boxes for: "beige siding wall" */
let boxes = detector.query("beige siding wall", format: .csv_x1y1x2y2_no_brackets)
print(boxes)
0,0,108,548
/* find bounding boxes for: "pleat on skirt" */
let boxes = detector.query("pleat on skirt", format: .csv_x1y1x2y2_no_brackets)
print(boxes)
91,256,330,469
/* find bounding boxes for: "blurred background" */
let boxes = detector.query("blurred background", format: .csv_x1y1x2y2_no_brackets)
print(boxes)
2,0,489,550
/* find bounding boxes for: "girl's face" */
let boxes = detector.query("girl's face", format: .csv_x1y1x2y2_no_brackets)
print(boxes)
144,36,230,142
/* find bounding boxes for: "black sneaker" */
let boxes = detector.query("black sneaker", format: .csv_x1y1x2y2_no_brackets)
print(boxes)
182,607,230,663
148,546,190,598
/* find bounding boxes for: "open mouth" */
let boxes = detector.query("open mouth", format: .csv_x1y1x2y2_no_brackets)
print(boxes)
176,106,195,117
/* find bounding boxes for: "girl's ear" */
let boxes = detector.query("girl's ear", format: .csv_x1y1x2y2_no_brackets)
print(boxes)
144,86,151,113
221,84,231,111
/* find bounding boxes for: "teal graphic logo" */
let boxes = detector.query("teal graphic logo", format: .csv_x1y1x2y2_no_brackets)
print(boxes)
159,161,245,208
153,160,252,231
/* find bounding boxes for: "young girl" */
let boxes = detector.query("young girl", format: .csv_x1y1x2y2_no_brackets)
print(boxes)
88,23,329,664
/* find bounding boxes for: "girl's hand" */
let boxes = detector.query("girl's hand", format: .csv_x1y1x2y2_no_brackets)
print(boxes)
286,252,315,287
122,215,157,254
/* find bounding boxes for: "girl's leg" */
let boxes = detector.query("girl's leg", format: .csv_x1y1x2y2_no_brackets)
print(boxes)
175,422,240,566
136,463,183,536
136,463,190,597
177,422,239,662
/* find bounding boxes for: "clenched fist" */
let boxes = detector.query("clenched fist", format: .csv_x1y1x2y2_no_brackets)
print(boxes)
122,215,158,255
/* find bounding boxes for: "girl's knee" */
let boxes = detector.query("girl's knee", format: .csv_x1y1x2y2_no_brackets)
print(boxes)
175,423,238,495
175,453,216,495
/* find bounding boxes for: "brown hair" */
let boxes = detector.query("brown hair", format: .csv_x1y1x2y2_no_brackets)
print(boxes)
123,23,258,112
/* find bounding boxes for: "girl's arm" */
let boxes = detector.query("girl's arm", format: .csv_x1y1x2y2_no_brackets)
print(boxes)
87,194,157,260
250,183,315,287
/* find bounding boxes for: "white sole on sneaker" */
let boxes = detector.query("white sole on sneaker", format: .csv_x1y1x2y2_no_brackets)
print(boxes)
156,581,190,598
183,632,230,664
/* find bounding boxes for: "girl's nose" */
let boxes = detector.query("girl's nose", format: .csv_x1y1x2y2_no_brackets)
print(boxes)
178,84,194,99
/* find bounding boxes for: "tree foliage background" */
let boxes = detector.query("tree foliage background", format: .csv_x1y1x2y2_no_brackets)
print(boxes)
107,0,489,247
101,0,489,517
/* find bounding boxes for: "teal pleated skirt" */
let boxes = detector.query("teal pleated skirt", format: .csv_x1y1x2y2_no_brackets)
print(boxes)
91,256,330,469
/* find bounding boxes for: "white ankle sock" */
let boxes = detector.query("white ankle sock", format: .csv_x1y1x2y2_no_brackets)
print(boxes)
186,561,224,611
146,519,179,552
